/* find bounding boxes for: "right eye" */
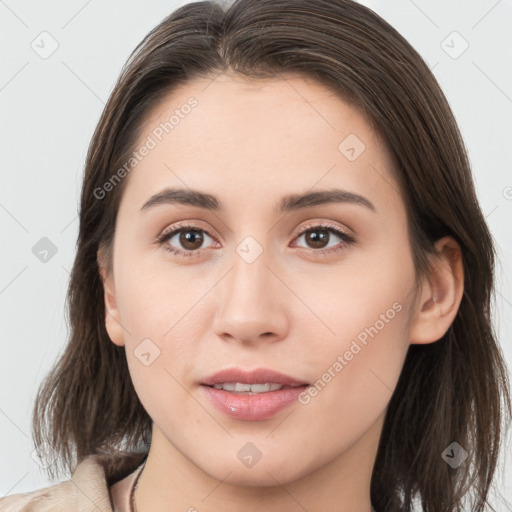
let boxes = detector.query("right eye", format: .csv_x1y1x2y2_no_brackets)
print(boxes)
157,224,218,257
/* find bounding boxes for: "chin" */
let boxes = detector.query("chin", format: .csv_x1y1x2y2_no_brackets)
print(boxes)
195,454,311,488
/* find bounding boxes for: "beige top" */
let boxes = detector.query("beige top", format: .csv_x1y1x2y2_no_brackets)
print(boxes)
0,450,147,512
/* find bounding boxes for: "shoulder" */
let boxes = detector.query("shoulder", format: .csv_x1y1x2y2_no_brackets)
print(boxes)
0,478,76,512
0,450,147,512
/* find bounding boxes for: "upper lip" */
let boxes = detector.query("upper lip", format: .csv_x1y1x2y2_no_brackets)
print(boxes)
201,368,309,387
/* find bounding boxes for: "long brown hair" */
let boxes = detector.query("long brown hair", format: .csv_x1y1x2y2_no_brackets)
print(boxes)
32,1,511,510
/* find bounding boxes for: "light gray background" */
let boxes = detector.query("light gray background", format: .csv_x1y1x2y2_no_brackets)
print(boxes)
1,0,511,508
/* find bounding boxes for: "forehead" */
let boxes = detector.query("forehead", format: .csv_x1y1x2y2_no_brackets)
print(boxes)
119,72,401,216
139,72,379,153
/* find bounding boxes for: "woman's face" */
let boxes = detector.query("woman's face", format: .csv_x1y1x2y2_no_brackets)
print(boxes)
100,72,421,486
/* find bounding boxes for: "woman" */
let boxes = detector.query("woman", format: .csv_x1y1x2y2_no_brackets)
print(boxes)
1,0,510,511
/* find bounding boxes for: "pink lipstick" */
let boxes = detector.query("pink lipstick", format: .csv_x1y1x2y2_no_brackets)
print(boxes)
199,367,309,421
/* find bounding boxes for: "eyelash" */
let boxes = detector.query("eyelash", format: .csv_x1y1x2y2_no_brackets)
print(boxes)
156,222,356,258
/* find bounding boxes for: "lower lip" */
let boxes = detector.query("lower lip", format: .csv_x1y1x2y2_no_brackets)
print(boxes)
199,385,308,421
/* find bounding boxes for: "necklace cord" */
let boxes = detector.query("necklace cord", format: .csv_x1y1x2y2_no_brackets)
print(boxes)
128,461,146,512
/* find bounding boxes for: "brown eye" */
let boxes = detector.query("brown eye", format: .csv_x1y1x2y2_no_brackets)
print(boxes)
157,224,216,257
302,228,331,249
295,224,354,253
178,229,204,250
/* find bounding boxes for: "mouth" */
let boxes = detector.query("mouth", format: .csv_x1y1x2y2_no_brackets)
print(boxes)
199,367,310,421
203,382,307,394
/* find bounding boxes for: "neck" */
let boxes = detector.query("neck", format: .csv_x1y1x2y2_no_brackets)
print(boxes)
133,416,384,512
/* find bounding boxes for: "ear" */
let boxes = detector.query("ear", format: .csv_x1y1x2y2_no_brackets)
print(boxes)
97,246,125,347
409,236,464,344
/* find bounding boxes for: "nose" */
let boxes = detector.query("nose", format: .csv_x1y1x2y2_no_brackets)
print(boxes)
211,248,289,346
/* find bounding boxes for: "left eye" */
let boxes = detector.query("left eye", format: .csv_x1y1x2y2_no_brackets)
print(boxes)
294,225,353,251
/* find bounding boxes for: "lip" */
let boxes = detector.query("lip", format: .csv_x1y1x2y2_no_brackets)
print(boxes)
199,367,309,421
200,367,309,387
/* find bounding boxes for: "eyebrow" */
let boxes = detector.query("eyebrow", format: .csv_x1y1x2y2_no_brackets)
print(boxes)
139,187,376,214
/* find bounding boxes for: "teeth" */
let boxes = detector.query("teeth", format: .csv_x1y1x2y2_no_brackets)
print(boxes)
212,382,284,393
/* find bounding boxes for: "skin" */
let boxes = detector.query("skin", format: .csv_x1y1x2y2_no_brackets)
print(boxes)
99,72,464,512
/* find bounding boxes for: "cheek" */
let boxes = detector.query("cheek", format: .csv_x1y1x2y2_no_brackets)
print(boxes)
122,293,203,426
115,252,202,339
301,289,410,401
294,247,414,412
296,250,414,350
115,263,212,401
292,290,410,464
